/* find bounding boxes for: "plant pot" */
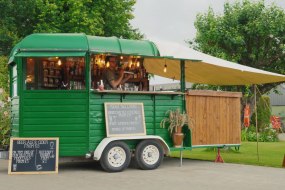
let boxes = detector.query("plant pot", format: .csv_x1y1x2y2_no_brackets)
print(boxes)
172,132,184,147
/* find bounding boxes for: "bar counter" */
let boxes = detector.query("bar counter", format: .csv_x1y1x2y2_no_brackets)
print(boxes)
91,89,185,95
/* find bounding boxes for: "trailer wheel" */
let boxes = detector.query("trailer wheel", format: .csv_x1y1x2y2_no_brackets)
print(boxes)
100,141,131,172
135,140,164,170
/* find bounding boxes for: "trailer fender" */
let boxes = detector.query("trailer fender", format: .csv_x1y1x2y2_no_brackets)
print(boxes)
92,135,170,161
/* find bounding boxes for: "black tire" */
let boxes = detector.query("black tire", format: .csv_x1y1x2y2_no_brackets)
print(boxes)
135,140,164,170
100,141,131,172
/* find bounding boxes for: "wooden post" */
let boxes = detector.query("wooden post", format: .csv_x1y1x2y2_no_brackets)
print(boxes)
282,154,285,168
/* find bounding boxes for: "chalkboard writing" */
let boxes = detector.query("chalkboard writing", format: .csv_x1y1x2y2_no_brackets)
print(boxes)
105,103,146,137
8,138,59,175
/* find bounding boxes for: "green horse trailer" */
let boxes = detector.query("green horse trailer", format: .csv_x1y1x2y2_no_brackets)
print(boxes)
9,33,285,172
8,33,193,172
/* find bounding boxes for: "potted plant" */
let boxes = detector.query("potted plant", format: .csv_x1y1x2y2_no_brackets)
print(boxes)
160,109,193,147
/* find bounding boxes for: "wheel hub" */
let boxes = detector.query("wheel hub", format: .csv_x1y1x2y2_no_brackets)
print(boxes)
107,147,126,168
142,145,159,165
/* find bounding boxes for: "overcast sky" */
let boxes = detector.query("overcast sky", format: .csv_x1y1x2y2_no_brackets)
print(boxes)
131,0,285,45
131,0,285,84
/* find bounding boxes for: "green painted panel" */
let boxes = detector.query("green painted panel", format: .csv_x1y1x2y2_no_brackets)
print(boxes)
11,96,19,137
90,118,105,124
146,129,155,134
88,92,184,151
144,106,154,111
11,107,19,112
22,91,89,157
155,100,182,106
91,93,121,99
89,143,99,151
89,124,105,130
89,136,105,143
12,131,19,137
23,124,87,131
155,106,181,111
12,98,19,104
24,105,87,112
89,105,104,112
12,118,19,124
23,99,87,105
24,92,87,99
58,137,87,144
123,95,153,100
155,95,183,100
23,118,87,125
23,112,87,118
89,99,120,105
144,111,154,117
22,131,87,137
89,129,106,136
89,111,104,117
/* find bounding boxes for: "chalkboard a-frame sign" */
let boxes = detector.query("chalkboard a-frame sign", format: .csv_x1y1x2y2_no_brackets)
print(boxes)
105,103,146,137
8,138,59,175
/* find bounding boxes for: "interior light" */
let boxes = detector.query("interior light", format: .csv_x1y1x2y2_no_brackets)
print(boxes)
57,59,62,66
120,56,123,60
164,64,167,73
129,60,133,68
136,61,140,67
106,61,110,68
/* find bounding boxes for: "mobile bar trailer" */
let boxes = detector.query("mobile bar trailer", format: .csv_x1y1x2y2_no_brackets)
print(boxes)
7,33,285,172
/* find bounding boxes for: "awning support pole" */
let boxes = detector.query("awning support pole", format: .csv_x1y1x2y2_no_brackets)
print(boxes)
180,60,186,112
254,85,260,162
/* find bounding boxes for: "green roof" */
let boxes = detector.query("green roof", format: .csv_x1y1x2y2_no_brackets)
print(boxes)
8,33,160,64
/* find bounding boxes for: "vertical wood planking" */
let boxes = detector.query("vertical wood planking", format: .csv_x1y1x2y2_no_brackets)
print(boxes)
186,91,242,146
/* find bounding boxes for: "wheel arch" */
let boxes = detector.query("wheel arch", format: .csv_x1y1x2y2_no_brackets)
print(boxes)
93,135,170,161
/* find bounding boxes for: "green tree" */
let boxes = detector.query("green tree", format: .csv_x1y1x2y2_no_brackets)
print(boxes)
0,0,142,56
190,0,285,116
0,0,142,147
0,56,9,93
0,56,10,149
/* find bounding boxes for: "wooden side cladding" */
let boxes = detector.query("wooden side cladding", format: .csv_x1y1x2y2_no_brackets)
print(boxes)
186,90,242,146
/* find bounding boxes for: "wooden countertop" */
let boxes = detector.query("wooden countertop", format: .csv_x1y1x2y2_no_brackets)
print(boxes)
187,90,242,98
91,89,185,95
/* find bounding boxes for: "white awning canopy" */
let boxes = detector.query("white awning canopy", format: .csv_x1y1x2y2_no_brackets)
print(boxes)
144,41,285,85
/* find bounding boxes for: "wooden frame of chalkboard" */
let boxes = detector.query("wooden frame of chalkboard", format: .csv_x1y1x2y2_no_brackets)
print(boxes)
104,102,146,137
8,137,59,175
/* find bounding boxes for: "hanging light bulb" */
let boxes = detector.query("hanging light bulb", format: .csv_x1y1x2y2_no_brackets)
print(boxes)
164,64,167,73
136,61,140,67
106,61,110,68
120,56,124,60
57,59,62,66
129,60,133,68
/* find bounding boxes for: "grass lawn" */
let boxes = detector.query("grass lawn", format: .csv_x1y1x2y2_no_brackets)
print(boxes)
171,141,285,168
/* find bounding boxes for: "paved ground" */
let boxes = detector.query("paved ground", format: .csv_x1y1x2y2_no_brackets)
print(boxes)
0,158,284,190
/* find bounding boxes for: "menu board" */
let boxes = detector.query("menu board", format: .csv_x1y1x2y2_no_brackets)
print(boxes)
104,103,146,137
8,138,59,175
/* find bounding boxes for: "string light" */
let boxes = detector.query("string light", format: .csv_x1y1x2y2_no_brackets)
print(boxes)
136,61,140,67
164,64,167,73
106,61,110,68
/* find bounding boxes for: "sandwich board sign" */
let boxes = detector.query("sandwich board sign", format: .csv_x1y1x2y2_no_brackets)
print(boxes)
8,138,59,174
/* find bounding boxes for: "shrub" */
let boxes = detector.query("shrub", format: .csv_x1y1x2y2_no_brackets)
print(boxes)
251,96,271,132
241,125,278,142
0,88,11,149
0,56,10,150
